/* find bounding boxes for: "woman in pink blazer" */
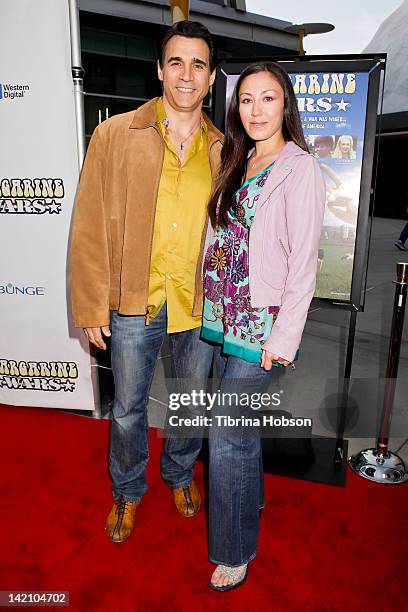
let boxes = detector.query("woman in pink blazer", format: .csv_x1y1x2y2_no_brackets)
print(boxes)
202,61,326,591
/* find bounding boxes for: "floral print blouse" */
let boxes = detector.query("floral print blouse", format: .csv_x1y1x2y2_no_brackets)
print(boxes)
201,163,281,364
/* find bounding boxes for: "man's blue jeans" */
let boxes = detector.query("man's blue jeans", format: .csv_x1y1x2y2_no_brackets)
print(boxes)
209,348,277,567
109,306,214,502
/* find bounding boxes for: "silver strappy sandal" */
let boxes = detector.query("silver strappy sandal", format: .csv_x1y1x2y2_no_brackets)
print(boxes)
209,563,248,592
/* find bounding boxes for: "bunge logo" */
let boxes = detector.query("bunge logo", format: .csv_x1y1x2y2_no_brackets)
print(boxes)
0,359,78,393
0,178,65,215
0,283,46,296
0,81,30,100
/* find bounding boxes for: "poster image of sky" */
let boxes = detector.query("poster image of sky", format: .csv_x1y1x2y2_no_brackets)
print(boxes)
225,70,370,302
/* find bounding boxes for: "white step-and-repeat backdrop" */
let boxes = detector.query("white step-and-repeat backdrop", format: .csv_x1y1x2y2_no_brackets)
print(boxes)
0,0,96,410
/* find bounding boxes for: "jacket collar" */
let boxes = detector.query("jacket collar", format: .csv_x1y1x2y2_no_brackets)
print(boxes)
257,141,310,209
129,97,223,148
276,140,309,160
129,97,158,129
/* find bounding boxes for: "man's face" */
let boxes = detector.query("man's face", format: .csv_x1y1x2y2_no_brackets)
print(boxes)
157,35,215,113
315,140,332,158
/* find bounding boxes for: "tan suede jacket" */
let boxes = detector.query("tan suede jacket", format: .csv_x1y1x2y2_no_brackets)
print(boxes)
70,97,223,328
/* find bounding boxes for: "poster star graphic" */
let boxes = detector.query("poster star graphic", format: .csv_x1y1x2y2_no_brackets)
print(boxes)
48,201,62,214
335,98,350,112
63,380,76,392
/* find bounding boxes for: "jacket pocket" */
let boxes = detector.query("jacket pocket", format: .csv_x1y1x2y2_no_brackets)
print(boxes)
260,224,289,290
279,238,289,260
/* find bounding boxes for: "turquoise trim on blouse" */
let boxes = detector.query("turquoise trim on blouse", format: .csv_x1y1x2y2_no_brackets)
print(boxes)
201,327,288,367
240,162,274,189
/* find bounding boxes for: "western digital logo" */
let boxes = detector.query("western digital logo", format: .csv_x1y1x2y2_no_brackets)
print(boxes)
0,82,30,100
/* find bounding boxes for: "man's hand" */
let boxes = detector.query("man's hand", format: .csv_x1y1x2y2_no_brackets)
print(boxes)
84,326,111,350
261,349,290,371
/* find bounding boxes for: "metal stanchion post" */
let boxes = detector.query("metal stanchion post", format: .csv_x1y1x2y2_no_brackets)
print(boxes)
68,0,86,167
349,262,408,484
68,0,101,418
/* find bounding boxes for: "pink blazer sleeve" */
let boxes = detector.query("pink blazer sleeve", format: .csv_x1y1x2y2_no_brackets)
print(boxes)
262,156,326,362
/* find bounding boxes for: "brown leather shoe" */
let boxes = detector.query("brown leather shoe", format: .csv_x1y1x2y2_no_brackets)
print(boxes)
173,481,201,517
105,497,139,542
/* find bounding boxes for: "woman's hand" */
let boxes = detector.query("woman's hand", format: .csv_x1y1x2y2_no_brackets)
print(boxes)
261,349,290,371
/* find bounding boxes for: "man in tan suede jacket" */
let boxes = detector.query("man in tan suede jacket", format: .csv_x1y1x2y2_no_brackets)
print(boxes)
70,21,222,542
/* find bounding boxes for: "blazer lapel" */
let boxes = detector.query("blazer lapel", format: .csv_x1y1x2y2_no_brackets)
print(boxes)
257,164,293,209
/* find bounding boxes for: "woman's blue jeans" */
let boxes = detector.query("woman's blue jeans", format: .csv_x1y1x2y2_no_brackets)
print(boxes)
209,347,277,567
109,306,214,502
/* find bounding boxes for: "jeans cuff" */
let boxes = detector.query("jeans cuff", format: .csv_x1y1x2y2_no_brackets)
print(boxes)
209,550,257,567
113,493,142,503
169,478,193,491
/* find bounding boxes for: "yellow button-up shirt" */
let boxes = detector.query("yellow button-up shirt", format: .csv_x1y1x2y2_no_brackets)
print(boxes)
147,98,212,333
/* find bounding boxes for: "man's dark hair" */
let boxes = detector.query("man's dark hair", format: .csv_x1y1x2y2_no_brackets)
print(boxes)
314,136,334,148
160,20,216,72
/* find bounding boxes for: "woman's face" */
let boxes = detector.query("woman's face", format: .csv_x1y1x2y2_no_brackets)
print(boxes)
238,71,285,143
339,138,352,154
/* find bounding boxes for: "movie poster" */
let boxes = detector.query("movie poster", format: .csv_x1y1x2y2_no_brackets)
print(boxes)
225,70,370,302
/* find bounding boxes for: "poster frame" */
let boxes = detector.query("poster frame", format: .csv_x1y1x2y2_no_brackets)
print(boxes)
212,54,386,313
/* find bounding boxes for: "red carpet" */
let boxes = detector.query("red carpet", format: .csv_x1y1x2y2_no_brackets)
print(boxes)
0,404,407,611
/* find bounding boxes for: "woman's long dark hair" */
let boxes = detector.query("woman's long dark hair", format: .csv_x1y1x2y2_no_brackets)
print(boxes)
209,61,308,228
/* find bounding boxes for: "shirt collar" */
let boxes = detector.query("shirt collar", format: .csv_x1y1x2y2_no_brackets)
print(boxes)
156,97,208,137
